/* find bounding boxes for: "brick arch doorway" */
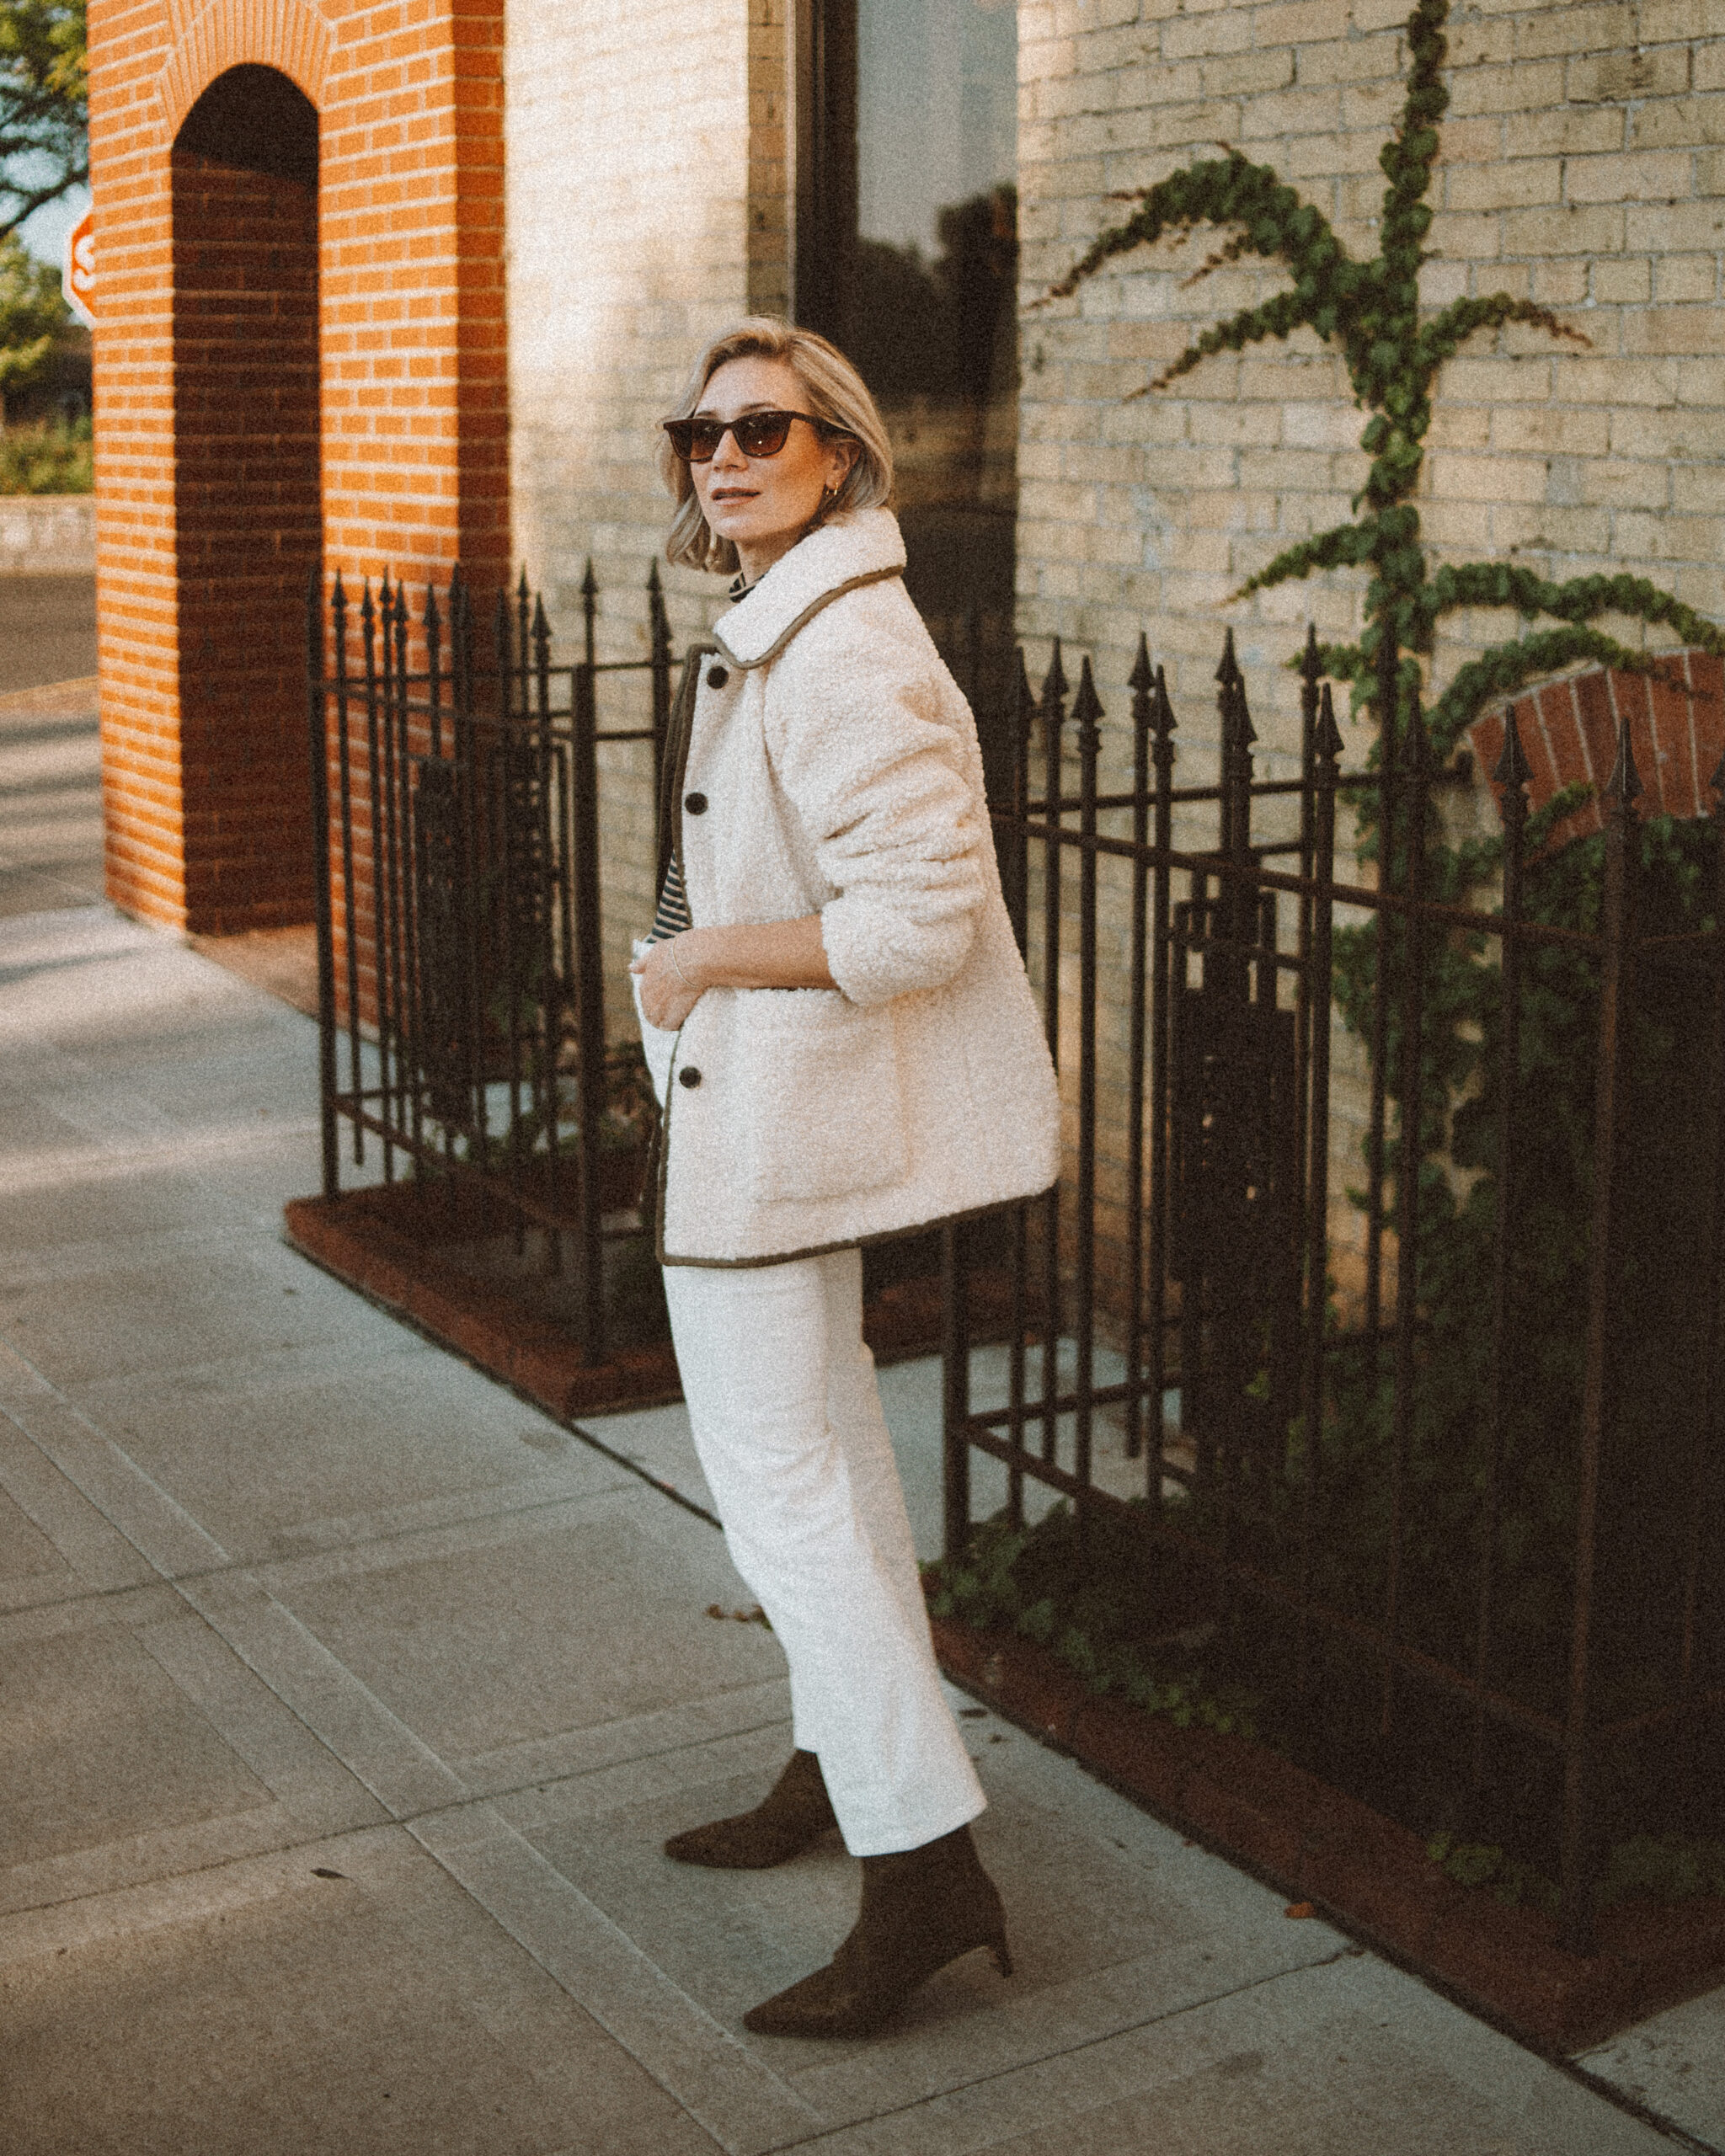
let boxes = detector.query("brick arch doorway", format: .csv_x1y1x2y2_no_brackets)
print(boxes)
172,66,320,932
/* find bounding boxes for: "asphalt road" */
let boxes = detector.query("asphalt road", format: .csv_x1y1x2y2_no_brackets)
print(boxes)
0,573,98,694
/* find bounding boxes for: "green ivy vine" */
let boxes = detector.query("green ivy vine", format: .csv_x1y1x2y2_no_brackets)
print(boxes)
1033,0,1725,1876
1038,0,1725,750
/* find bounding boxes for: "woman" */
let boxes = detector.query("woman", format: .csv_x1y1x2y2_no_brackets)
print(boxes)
629,318,1060,2040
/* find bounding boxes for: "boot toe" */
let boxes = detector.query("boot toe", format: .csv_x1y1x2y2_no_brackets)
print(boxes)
743,1962,881,2040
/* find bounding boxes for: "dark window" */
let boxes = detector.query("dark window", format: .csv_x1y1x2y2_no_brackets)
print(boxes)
796,0,1017,718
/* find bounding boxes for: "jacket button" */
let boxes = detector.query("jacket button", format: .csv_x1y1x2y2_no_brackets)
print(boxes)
678,1066,702,1089
707,665,729,689
684,791,708,815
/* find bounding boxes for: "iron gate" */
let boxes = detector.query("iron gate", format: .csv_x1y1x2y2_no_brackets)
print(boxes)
940,627,1725,1949
305,562,673,1365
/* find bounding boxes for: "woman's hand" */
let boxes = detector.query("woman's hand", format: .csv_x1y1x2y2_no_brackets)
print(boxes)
631,935,708,1032
631,916,837,1031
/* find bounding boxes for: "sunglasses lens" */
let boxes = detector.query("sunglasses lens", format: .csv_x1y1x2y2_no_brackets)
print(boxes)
665,419,722,461
733,412,795,456
666,412,814,461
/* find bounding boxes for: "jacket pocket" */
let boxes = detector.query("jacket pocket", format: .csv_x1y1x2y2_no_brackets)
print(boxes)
740,990,909,1205
629,945,678,1108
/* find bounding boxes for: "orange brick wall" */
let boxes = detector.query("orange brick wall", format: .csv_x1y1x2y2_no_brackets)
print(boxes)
173,148,321,930
88,0,509,933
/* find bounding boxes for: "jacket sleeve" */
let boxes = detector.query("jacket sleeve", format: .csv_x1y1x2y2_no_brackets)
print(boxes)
764,613,984,1007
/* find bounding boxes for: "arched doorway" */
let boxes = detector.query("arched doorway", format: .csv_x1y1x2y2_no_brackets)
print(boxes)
171,66,320,931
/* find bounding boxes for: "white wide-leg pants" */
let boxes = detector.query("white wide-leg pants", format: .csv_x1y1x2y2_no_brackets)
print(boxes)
660,1247,985,1857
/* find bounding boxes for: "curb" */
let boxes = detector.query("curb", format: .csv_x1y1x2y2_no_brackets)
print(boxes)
931,1615,1725,2055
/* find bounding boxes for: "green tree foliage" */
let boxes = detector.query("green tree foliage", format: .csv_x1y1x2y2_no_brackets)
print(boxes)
0,0,86,244
0,226,68,406
0,410,89,488
1038,0,1725,752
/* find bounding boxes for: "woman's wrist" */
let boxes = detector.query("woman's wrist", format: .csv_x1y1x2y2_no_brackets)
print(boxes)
665,918,834,995
674,928,712,991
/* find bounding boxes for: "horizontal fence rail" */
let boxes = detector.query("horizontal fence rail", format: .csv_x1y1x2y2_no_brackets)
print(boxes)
943,626,1725,1951
306,563,673,1366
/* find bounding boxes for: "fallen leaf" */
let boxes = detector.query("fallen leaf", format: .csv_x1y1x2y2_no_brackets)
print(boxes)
1284,1901,1316,1919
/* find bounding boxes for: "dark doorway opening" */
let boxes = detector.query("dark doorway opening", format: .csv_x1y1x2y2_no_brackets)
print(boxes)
795,0,1018,731
172,65,321,931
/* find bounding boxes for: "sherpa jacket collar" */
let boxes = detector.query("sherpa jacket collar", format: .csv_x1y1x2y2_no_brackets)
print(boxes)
713,506,906,670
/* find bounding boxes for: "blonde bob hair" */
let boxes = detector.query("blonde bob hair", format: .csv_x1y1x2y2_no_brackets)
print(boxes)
660,318,895,576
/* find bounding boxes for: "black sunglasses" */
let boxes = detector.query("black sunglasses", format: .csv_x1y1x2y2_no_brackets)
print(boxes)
663,409,849,463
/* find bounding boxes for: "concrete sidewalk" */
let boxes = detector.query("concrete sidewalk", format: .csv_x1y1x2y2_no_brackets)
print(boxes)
0,885,1719,2150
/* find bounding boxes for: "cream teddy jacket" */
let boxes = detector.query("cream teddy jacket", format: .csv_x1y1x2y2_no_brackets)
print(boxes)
644,504,1061,1266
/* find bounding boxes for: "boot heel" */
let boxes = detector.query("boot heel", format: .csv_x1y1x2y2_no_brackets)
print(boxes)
990,1935,1014,1979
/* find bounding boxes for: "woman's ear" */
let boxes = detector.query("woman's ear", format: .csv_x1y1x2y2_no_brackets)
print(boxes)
827,438,862,492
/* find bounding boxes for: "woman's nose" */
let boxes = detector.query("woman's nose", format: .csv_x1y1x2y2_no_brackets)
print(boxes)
709,427,747,471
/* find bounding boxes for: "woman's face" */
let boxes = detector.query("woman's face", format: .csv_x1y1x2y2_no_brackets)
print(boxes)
690,355,859,582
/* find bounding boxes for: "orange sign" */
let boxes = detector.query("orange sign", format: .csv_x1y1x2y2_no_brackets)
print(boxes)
63,209,94,328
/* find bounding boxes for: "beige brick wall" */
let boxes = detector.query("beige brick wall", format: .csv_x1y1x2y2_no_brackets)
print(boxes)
1018,0,1725,771
1016,0,1725,1329
504,0,790,998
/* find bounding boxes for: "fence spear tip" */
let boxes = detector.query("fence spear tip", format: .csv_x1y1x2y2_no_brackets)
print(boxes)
1042,638,1069,707
1216,624,1242,687
1301,622,1322,683
1492,704,1533,794
582,559,598,598
1072,654,1104,729
1316,680,1343,761
1152,663,1176,734
1606,714,1644,806
1129,632,1153,693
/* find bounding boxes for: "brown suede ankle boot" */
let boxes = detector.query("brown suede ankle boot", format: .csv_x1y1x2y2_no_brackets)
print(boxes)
742,1823,1011,2039
664,1750,838,1870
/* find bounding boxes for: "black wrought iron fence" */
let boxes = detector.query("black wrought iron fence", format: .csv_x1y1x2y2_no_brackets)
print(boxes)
941,627,1725,1950
304,562,674,1364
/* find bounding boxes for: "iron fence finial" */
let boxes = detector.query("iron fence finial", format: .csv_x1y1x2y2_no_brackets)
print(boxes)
1492,703,1533,796
1129,632,1153,696
1606,710,1644,806
1316,679,1343,763
1043,637,1068,707
1151,663,1176,744
1216,624,1242,689
1300,622,1322,687
1073,654,1104,746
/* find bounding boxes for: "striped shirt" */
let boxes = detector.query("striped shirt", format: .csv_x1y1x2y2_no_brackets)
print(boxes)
645,572,751,946
646,852,693,944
